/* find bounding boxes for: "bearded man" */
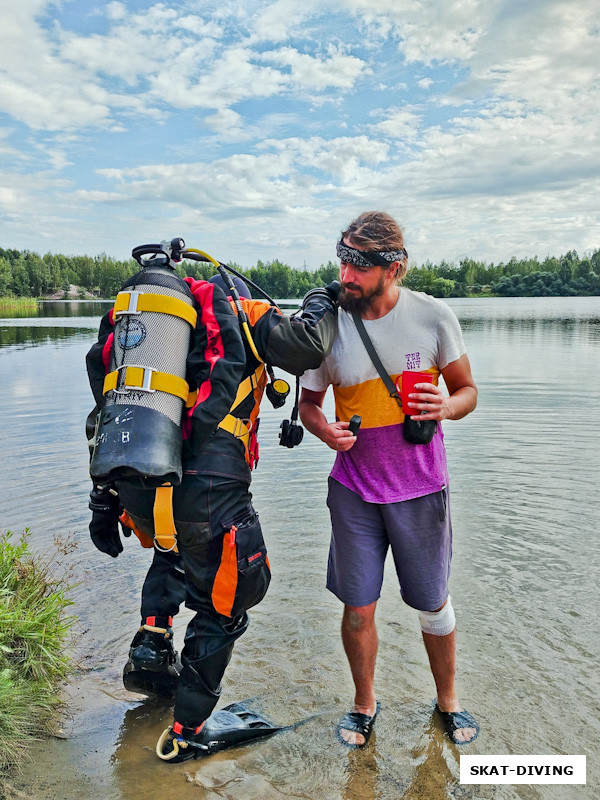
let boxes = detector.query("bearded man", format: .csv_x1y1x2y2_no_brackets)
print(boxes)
299,211,479,748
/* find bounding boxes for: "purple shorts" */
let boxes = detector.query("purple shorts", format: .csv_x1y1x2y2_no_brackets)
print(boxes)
326,477,452,611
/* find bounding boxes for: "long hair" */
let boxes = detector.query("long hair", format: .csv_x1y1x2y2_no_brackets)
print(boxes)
342,211,408,281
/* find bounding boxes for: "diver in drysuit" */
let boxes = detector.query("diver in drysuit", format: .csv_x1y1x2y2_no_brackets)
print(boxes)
86,240,338,762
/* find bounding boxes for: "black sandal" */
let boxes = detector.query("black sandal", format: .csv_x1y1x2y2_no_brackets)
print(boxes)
435,704,479,745
337,701,381,749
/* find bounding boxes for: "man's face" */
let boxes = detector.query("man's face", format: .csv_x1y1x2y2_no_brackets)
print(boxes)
338,238,393,313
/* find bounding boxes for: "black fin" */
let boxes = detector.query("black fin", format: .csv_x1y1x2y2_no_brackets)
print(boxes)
198,702,282,754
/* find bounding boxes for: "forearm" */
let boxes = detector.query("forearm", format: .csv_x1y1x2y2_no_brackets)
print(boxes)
444,385,478,420
298,398,330,440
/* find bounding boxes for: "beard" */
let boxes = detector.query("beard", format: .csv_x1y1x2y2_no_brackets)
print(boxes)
338,273,386,313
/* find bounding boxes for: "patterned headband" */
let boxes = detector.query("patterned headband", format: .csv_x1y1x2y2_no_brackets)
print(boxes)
336,239,407,268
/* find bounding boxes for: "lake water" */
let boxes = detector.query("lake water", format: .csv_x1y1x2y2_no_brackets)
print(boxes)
1,296,598,800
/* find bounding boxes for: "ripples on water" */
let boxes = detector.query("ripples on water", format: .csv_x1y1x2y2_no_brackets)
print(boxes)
1,296,598,800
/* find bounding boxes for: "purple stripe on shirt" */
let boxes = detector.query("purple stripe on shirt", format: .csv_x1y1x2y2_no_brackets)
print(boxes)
331,423,449,504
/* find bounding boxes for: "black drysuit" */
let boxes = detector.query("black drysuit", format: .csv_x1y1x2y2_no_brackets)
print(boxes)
86,276,337,727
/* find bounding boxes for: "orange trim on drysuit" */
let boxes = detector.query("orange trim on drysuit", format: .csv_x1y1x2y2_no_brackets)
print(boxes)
211,525,239,617
211,524,271,618
120,510,154,549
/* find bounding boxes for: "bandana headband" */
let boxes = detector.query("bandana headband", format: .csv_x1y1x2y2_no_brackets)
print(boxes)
336,239,407,268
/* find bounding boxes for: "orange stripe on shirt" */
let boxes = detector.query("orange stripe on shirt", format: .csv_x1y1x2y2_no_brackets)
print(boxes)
334,368,439,429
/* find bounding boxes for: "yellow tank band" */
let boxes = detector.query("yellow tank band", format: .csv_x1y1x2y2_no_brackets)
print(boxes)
114,291,197,328
103,366,189,401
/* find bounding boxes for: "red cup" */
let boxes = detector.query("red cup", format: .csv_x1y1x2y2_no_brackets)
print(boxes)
397,371,434,415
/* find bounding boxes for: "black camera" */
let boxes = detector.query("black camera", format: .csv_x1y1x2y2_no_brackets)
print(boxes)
279,418,304,448
348,415,362,435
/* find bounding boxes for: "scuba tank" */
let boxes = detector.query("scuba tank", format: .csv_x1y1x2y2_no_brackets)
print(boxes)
90,238,196,488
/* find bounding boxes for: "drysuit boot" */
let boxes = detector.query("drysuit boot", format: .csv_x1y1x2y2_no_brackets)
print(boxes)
123,623,181,698
155,702,282,762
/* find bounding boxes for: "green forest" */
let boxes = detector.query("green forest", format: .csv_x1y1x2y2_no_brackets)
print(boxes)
1,245,599,299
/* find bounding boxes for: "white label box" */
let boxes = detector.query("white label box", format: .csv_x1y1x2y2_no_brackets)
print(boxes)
460,755,586,784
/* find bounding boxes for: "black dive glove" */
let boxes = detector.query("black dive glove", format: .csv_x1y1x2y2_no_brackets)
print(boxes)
324,280,341,303
89,483,128,557
302,280,340,307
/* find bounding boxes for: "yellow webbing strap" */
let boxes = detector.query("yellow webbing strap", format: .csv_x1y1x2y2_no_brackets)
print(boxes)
218,414,251,446
214,363,263,458
153,485,178,553
103,366,189,401
229,363,265,412
185,388,198,409
114,291,197,328
185,364,265,411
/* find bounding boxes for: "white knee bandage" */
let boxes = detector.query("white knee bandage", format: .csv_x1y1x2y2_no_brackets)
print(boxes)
418,597,455,636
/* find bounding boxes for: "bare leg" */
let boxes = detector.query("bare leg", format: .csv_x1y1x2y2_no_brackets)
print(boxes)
339,602,378,745
422,622,477,744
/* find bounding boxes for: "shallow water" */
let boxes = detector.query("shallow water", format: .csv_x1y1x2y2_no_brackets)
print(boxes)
1,296,598,799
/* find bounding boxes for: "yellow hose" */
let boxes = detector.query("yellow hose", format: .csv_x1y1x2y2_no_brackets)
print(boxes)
184,247,220,267
183,248,262,362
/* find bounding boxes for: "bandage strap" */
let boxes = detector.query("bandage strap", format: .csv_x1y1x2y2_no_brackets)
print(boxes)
114,291,197,328
418,597,455,636
103,365,189,401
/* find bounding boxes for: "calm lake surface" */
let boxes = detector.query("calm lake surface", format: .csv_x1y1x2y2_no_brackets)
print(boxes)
1,296,598,800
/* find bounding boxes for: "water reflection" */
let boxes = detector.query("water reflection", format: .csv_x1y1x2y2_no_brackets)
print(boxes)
343,746,380,800
0,325,94,348
0,299,111,320
399,718,457,800
111,698,175,800
37,300,113,318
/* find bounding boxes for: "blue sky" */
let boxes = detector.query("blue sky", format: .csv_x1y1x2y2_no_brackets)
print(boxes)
0,0,598,269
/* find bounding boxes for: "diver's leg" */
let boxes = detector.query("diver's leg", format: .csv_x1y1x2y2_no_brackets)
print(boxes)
123,549,186,696
140,547,187,625
156,476,271,760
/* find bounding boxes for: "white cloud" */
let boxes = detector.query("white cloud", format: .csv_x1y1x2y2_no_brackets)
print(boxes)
202,108,254,142
105,2,127,21
73,189,128,202
0,186,19,208
368,107,422,142
258,45,368,90
250,0,320,43
0,5,113,130
341,0,485,63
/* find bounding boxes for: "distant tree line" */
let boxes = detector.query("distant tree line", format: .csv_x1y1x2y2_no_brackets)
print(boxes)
1,246,599,299
402,250,600,297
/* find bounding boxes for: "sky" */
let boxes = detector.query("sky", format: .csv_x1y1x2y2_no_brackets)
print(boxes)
0,0,598,270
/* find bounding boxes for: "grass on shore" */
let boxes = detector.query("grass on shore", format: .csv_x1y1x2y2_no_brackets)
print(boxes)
0,297,38,315
0,531,76,773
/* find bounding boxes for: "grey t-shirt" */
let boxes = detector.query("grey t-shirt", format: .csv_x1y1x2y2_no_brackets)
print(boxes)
301,288,466,503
